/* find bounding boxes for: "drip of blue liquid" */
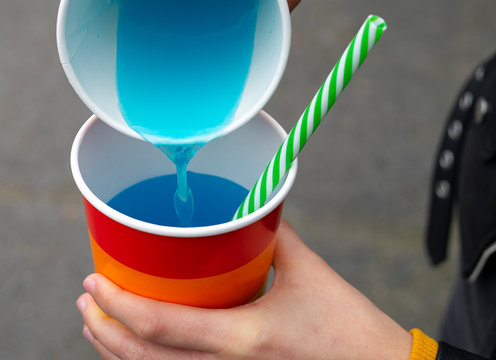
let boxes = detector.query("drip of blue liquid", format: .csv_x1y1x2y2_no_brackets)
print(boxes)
115,0,259,225
157,144,202,225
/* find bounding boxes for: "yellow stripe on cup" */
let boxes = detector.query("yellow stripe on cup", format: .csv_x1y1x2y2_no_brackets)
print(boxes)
88,233,276,308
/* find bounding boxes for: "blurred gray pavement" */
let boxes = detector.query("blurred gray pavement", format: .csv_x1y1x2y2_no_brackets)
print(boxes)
1,0,496,358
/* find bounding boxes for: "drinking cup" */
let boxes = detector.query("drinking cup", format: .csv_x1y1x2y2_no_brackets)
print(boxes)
57,0,291,142
71,111,297,308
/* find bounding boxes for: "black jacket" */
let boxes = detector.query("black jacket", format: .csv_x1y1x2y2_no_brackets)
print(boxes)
427,52,496,359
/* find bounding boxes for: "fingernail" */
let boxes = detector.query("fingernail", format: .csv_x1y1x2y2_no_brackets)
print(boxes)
83,276,96,294
83,325,94,344
76,297,87,313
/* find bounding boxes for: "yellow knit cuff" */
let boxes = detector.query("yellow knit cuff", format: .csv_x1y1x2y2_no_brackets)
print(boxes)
409,329,439,360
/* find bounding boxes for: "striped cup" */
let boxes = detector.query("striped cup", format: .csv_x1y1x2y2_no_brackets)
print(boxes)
71,112,297,308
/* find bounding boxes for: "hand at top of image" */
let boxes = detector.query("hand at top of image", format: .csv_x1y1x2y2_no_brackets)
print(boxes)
288,0,301,11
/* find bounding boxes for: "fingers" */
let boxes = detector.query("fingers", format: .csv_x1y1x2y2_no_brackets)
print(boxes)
287,0,301,11
78,292,151,359
77,292,214,360
76,220,313,358
81,274,235,353
91,336,121,360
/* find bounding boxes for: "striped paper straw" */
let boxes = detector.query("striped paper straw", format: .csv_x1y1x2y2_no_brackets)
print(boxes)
233,15,387,220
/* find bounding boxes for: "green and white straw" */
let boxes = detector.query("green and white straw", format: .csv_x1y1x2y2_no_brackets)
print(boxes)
233,15,387,220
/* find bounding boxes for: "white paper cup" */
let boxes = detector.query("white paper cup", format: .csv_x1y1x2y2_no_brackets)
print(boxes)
71,111,297,308
57,0,291,142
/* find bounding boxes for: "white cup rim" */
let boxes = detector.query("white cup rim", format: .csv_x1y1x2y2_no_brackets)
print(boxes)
71,112,298,238
57,0,292,143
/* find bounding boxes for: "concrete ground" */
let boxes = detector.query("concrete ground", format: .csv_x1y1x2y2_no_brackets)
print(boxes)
1,0,495,358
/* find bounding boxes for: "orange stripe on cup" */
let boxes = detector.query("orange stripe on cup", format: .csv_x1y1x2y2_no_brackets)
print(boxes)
89,233,276,308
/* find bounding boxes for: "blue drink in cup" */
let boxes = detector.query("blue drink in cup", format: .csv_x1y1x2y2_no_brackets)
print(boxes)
116,0,259,143
108,172,249,227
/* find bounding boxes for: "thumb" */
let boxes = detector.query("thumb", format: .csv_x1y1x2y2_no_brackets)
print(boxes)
272,220,321,276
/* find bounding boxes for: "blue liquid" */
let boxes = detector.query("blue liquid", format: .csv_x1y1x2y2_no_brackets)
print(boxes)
107,173,249,227
115,0,259,224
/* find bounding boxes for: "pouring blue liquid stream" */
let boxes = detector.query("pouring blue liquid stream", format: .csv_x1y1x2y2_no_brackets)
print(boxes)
115,0,259,225
158,144,202,225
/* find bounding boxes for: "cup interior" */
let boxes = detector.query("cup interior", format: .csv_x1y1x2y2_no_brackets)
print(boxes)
71,111,297,236
57,0,291,141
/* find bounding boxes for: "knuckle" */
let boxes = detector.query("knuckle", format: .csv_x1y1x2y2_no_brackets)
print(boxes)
138,309,164,341
120,336,152,360
94,281,119,309
219,314,262,357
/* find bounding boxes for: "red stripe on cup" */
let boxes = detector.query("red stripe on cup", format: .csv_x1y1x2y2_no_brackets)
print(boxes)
83,197,282,279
